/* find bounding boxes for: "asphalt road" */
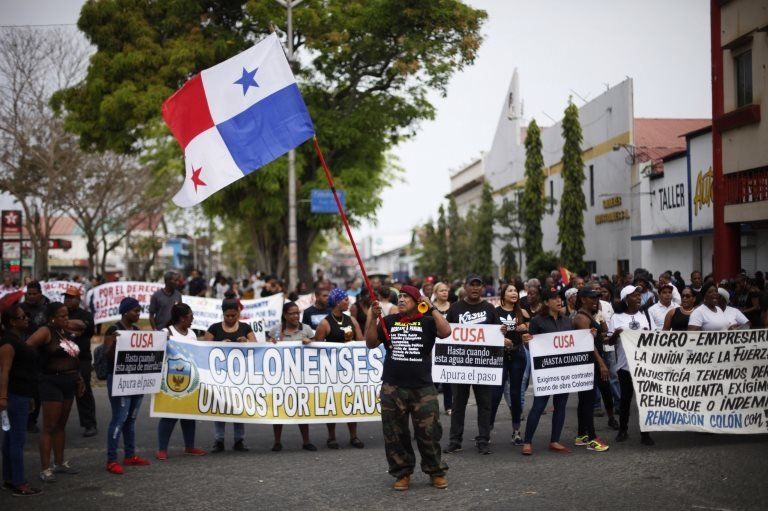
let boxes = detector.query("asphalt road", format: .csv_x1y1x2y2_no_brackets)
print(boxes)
2,385,767,511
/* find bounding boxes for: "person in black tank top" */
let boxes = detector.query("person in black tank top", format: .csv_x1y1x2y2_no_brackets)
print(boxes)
312,288,364,449
663,286,696,331
0,304,42,495
572,290,611,452
26,302,87,483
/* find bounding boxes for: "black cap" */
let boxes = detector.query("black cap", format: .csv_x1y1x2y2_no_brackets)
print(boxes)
465,273,483,285
577,288,601,298
541,287,560,301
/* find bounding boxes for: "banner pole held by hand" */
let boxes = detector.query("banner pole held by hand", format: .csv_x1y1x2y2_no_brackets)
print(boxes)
312,136,390,341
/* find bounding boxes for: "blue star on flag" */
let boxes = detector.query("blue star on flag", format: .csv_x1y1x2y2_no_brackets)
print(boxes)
234,67,259,95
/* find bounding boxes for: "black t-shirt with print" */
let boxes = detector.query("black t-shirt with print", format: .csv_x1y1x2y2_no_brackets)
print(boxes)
378,314,438,388
447,299,499,325
302,305,331,329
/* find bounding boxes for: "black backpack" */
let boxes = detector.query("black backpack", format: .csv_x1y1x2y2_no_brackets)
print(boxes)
93,344,109,380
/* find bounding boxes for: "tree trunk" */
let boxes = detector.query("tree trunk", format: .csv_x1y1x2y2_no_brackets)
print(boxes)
296,224,318,286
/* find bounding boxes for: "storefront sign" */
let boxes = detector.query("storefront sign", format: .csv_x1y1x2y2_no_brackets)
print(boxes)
595,210,630,224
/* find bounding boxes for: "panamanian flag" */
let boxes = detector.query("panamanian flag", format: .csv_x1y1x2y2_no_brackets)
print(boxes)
162,33,315,207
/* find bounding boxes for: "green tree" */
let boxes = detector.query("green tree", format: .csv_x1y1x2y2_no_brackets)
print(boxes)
413,219,439,277
472,183,495,278
558,100,586,271
446,197,462,279
495,191,524,280
55,1,486,281
499,243,518,282
521,119,546,270
526,250,561,282
434,204,449,278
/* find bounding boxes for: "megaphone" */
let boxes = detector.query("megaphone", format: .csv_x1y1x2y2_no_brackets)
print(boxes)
417,301,430,314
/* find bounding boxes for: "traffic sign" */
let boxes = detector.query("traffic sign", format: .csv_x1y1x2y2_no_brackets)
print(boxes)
310,189,346,214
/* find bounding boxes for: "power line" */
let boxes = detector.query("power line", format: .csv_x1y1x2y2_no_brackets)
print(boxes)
0,23,77,28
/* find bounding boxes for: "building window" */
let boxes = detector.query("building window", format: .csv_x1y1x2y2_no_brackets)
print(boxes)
585,260,596,275
735,48,752,108
589,165,594,207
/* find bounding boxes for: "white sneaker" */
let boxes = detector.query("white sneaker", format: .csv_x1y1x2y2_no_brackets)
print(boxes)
53,461,79,474
39,468,56,483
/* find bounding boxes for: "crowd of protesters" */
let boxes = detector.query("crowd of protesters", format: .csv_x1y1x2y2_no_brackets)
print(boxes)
0,265,766,494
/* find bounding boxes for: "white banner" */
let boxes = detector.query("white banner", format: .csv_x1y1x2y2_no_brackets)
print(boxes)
622,329,768,434
432,323,504,385
528,329,595,397
41,280,84,301
112,330,167,396
88,281,164,325
181,294,283,341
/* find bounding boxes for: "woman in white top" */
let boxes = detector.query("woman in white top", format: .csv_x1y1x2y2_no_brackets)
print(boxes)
718,288,751,329
606,285,655,446
156,303,207,460
268,302,316,452
688,284,730,332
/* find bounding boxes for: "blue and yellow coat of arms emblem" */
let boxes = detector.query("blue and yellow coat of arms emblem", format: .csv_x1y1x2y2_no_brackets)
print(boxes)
166,357,192,393
162,355,198,397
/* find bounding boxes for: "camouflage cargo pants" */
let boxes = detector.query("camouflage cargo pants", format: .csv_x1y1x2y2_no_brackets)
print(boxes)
380,383,448,478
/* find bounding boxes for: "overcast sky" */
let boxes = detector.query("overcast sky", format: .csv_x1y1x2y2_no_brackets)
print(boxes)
1,0,712,248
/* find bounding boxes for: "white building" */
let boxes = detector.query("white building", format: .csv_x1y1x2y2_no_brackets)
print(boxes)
484,75,740,279
446,156,485,217
360,233,416,282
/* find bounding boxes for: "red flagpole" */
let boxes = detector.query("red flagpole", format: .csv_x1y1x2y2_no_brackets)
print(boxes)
312,136,389,341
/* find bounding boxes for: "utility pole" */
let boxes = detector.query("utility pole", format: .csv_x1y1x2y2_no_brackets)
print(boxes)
275,0,304,293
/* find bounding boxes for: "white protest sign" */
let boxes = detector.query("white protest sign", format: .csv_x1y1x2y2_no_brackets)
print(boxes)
432,323,504,385
181,294,283,341
528,329,595,396
88,281,164,325
41,281,84,301
112,330,167,396
621,329,768,434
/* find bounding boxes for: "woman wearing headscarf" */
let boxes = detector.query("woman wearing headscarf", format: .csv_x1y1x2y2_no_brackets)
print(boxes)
313,288,364,449
102,297,152,474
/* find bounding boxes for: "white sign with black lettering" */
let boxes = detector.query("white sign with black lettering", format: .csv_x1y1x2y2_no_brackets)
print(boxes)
432,324,504,386
112,330,167,396
528,329,595,396
621,329,768,434
181,294,282,341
